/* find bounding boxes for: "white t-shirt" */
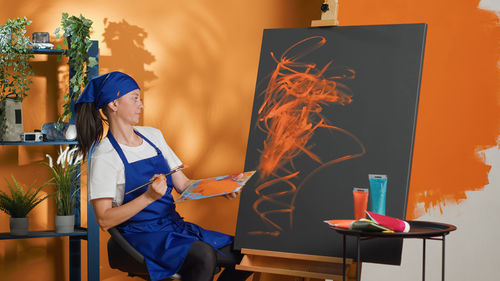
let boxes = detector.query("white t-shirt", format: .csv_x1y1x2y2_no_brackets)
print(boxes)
88,126,182,206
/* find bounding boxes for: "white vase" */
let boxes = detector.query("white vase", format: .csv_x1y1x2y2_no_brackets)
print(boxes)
55,215,75,233
0,98,23,142
9,217,29,236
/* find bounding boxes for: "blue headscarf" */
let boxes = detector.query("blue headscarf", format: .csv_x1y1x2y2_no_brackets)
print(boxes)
74,71,140,111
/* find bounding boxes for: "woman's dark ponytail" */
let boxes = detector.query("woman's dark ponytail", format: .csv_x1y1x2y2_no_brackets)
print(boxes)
76,102,104,160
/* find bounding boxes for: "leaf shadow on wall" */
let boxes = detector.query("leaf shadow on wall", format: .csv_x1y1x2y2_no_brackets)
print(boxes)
151,1,328,234
100,18,157,125
151,5,246,232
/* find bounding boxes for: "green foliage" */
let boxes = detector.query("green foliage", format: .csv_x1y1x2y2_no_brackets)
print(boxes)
46,162,80,216
0,17,34,103
45,146,82,216
55,13,97,122
0,175,54,218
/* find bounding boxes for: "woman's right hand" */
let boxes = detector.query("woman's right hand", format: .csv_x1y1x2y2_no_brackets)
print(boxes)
144,174,167,201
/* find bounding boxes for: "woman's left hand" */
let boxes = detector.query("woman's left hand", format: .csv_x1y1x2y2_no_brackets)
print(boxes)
224,189,241,200
223,173,244,200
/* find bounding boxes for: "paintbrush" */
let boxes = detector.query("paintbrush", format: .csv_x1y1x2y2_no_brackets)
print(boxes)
125,164,187,195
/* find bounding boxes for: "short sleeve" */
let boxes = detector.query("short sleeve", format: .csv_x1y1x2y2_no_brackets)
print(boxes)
160,138,183,169
146,127,183,169
88,152,119,201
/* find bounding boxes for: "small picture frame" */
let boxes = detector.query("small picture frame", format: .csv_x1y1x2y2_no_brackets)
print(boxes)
32,32,50,43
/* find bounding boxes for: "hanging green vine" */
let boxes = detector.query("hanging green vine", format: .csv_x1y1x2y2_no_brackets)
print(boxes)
55,13,97,122
0,17,34,103
0,17,34,136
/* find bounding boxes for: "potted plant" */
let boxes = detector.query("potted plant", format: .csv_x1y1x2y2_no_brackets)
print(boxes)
0,175,53,235
0,17,34,141
45,146,82,233
54,13,97,123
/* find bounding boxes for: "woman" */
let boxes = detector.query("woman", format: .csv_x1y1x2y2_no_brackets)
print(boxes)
75,71,251,281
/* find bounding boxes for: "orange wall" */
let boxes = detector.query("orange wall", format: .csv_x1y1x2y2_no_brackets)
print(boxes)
338,0,499,219
1,0,498,281
0,1,322,280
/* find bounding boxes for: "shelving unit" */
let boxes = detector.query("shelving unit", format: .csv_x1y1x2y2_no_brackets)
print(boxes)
0,41,100,281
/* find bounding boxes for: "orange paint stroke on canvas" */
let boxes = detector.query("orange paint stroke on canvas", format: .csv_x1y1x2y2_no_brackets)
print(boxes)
257,36,355,178
249,36,366,236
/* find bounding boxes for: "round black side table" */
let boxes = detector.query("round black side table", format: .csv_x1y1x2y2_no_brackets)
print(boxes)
330,220,457,281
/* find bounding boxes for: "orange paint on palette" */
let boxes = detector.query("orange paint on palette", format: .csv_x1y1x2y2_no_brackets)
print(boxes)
189,179,240,196
339,0,500,219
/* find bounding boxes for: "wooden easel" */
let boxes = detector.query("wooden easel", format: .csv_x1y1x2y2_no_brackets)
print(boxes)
236,249,359,281
311,0,339,27
236,3,358,281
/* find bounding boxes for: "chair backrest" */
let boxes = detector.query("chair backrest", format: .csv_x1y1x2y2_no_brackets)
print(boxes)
107,228,151,279
107,227,182,280
108,227,145,263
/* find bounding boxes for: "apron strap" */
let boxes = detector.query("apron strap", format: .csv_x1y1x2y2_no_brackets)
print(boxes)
107,131,130,165
106,129,164,166
134,130,162,155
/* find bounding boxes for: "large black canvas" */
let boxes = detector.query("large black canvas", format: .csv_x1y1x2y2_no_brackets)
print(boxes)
235,24,426,265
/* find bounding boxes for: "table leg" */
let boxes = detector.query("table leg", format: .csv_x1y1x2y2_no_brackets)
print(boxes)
442,235,446,281
343,234,346,281
356,235,360,281
422,238,426,281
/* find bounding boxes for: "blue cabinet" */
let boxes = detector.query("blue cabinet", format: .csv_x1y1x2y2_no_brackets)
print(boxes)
0,41,100,281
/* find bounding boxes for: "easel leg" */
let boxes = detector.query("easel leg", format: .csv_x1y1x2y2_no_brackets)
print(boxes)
422,238,426,281
356,235,361,281
441,235,445,281
252,272,262,281
343,234,346,281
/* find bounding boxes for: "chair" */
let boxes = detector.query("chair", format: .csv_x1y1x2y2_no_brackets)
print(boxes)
107,227,182,280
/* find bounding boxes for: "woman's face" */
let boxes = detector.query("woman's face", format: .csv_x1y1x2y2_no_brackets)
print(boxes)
113,89,143,124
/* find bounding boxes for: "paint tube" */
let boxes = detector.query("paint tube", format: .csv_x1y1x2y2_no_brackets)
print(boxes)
368,174,387,215
353,187,369,220
366,211,410,233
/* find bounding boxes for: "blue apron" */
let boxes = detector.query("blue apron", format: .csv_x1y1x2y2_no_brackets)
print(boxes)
108,130,233,281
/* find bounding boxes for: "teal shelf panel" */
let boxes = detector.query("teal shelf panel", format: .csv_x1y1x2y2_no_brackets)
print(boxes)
30,48,66,55
0,228,87,240
1,49,66,55
0,140,77,145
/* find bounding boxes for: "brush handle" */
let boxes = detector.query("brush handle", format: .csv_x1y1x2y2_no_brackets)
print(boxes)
124,165,185,195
